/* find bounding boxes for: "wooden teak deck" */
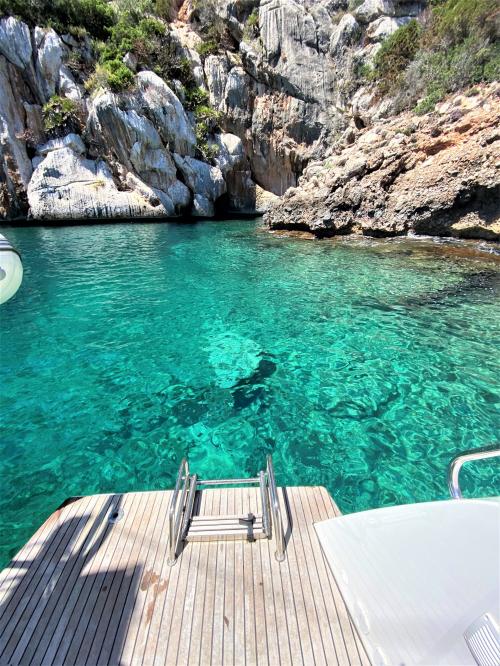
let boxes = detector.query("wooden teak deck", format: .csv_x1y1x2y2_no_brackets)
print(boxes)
0,486,369,665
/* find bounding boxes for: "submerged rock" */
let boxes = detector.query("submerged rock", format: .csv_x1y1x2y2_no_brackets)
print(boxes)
207,332,263,389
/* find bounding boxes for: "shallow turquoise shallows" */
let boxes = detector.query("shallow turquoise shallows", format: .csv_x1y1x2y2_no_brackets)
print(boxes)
1,220,499,568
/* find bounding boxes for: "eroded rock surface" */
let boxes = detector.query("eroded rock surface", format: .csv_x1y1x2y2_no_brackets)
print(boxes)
265,86,500,240
0,17,256,220
1,1,498,238
27,147,169,219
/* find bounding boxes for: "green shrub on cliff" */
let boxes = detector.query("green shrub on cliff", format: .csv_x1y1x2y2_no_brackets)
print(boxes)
196,40,219,59
374,0,499,111
243,9,259,40
372,20,422,94
42,95,81,134
0,0,114,40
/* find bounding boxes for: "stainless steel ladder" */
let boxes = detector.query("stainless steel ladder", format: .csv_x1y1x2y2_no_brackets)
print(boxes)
167,456,286,565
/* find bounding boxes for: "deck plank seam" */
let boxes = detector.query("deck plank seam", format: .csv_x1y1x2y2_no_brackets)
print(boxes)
35,495,123,666
60,493,141,666
311,489,353,664
175,504,203,666
0,494,101,663
288,489,326,666
278,488,306,666
299,487,341,666
316,488,366,665
15,493,107,664
201,498,220,665
0,494,93,628
121,490,171,665
0,498,78,606
186,489,214,666
82,491,151,666
79,491,152,666
268,488,293,662
154,490,193,666
106,490,166,665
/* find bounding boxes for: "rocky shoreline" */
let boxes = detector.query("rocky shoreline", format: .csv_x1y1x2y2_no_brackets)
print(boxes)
265,84,500,241
0,0,498,240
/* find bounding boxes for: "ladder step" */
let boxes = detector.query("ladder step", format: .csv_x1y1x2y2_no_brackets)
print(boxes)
186,512,266,542
186,526,266,542
190,514,262,525
188,523,263,533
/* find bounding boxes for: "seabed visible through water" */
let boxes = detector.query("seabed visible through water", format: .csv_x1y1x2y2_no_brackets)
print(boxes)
0,218,499,567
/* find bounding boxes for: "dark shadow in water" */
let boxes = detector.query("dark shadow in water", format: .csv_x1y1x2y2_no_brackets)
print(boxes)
403,270,499,308
231,357,277,410
0,494,148,666
355,269,499,313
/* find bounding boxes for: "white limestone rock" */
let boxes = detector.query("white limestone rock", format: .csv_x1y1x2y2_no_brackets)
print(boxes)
0,18,32,69
366,16,412,41
204,55,230,110
173,154,226,208
353,0,395,23
192,193,215,217
23,102,45,146
27,147,169,219
0,56,32,198
59,65,83,100
36,28,64,100
88,90,164,166
123,52,138,72
259,0,335,103
87,89,191,212
136,71,196,156
37,133,86,156
255,185,280,213
211,133,245,175
329,14,361,55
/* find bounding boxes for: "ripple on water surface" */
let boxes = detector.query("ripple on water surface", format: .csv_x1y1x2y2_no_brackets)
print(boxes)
0,220,499,566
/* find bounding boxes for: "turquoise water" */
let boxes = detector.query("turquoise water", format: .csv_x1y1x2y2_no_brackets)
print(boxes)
1,219,499,568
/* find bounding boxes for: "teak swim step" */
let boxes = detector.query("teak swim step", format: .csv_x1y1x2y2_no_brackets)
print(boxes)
0,464,369,666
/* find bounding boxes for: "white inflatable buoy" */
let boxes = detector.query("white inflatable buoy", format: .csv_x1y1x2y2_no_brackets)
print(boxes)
0,234,23,305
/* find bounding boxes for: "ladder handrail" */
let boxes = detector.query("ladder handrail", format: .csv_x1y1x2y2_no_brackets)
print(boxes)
168,458,190,565
448,445,500,499
267,456,286,562
259,470,271,537
167,456,287,564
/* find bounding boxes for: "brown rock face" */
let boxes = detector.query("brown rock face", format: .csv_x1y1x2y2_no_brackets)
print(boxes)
265,85,500,241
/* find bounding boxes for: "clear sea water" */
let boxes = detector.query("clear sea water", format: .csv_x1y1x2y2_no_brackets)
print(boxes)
0,219,499,568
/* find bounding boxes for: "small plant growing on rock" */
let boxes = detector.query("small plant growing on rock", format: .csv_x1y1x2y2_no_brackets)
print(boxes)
102,59,135,92
42,95,82,135
414,90,442,115
373,0,499,112
243,9,259,40
85,60,135,94
0,0,114,40
194,106,221,161
184,86,210,112
196,40,219,59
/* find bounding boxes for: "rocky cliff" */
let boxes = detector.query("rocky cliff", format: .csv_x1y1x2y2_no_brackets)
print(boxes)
265,84,500,239
0,0,498,237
